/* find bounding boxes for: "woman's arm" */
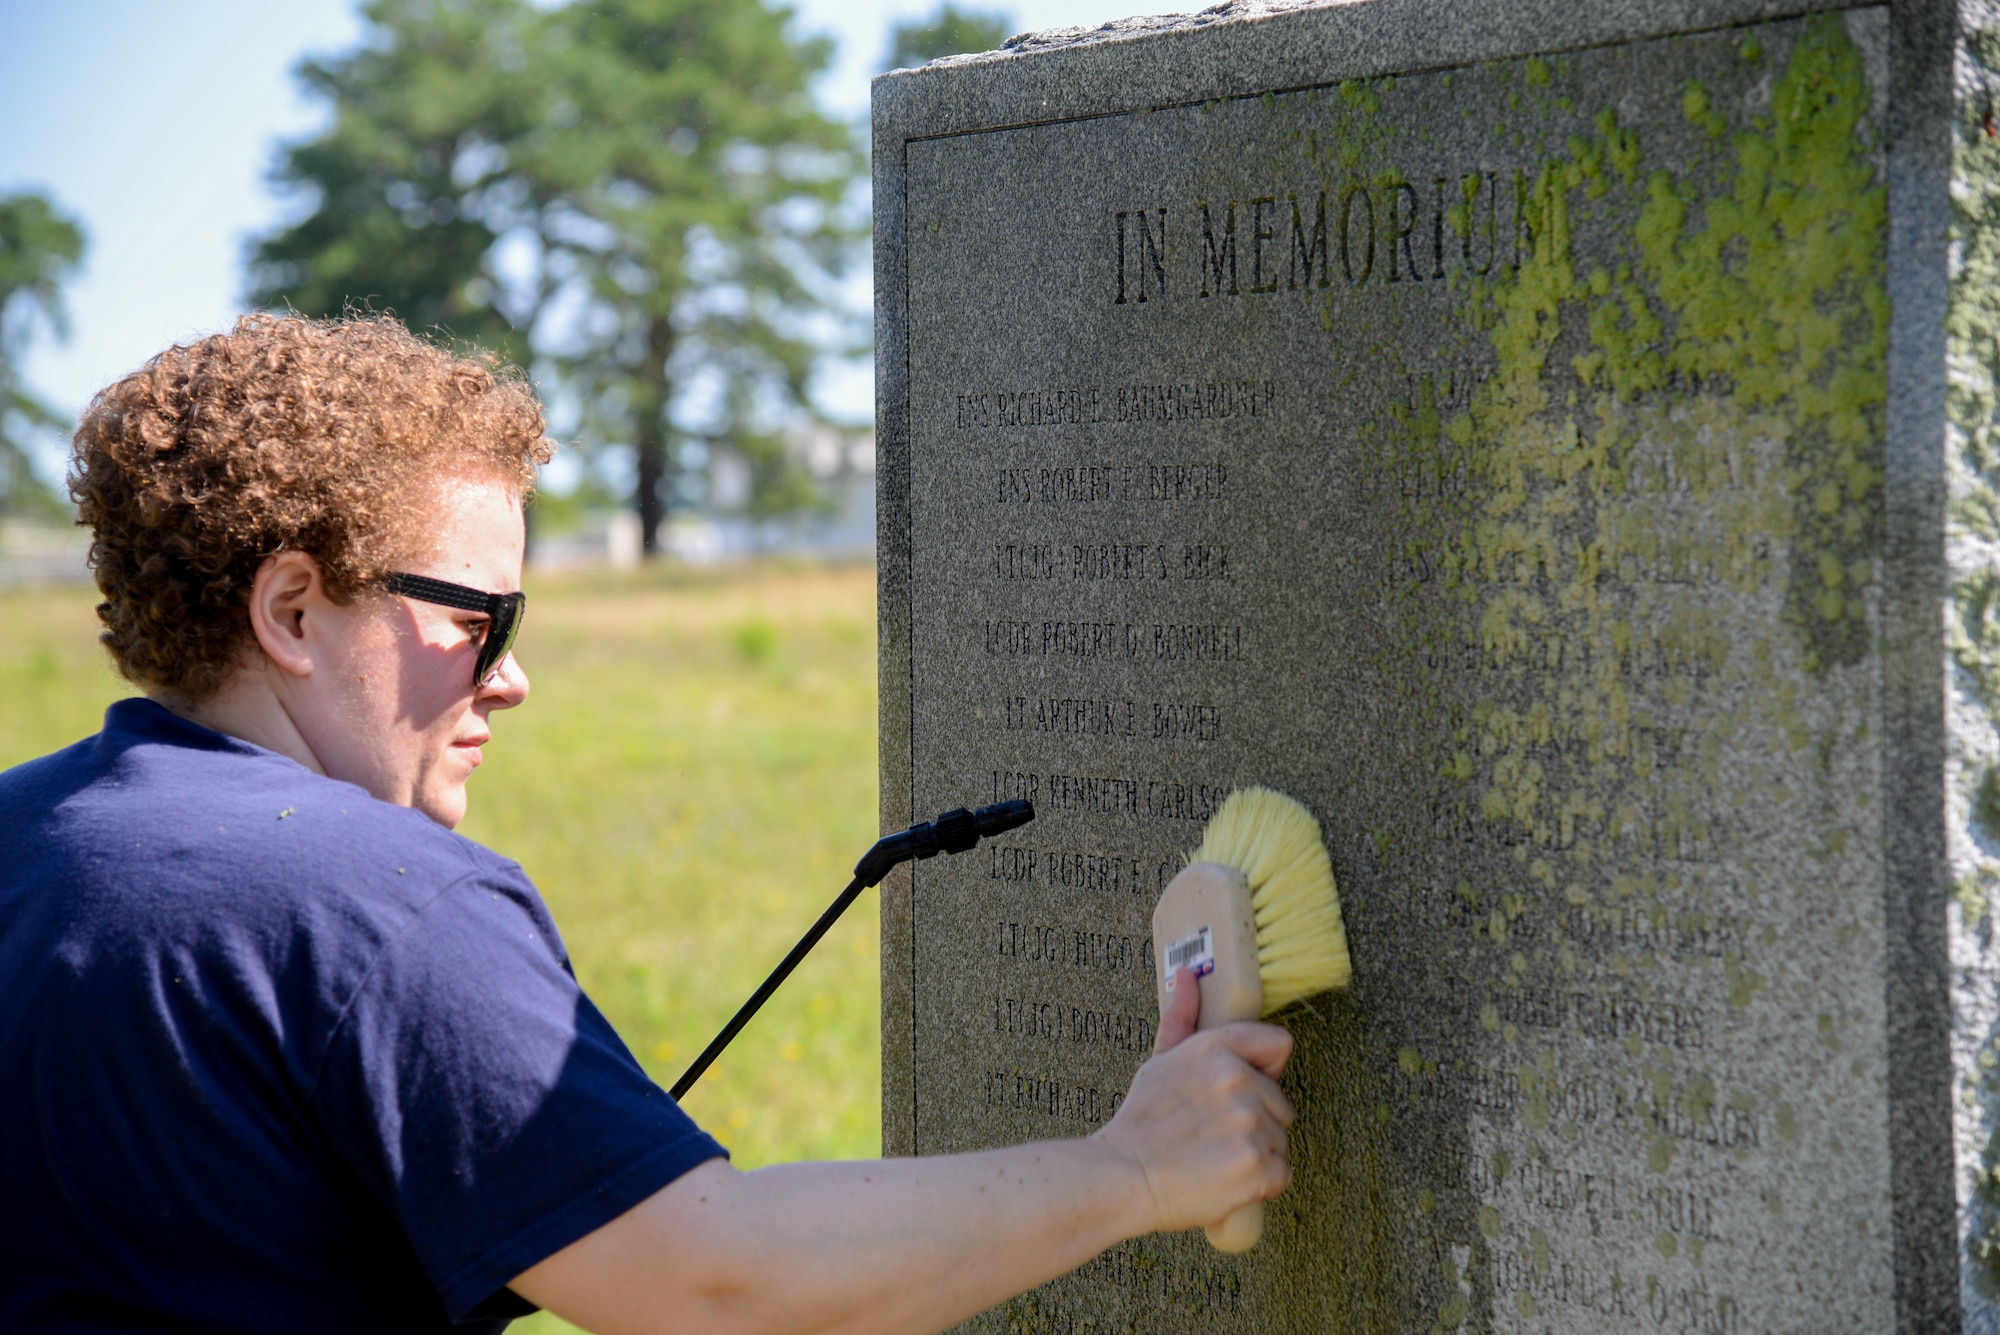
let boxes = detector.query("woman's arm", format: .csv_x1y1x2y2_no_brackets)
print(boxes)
512,974,1294,1335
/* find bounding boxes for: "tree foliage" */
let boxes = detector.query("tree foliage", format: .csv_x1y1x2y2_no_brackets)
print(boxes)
0,192,86,519
249,0,542,364
884,3,1011,71
250,0,861,548
533,0,858,536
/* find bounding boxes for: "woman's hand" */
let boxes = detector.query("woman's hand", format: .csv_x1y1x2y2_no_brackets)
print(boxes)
1091,968,1296,1235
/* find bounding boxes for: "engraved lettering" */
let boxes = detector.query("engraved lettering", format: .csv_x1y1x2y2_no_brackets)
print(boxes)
1198,199,1239,296
1113,208,1168,304
1513,167,1537,269
983,1071,1121,1124
1463,170,1498,274
992,543,1061,580
1151,623,1246,661
1136,208,1166,301
1288,191,1330,290
1044,850,1169,896
1151,702,1220,741
995,920,1146,966
992,996,1061,1040
1179,544,1230,580
1389,181,1422,281
1001,696,1135,736
982,619,1035,656
955,381,1276,425
990,770,1040,804
1069,1005,1155,1052
1146,461,1227,500
1114,210,1128,305
1247,196,1279,293
1492,986,1707,1050
1339,182,1374,284
1431,175,1447,279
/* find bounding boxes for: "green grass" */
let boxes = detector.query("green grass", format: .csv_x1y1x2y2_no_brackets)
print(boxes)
0,566,882,1334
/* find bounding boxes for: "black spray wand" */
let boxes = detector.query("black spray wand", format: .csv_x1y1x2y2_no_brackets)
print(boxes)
670,798,1035,1100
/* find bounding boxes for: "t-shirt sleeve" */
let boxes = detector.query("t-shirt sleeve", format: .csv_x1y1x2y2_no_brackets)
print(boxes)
310,868,727,1322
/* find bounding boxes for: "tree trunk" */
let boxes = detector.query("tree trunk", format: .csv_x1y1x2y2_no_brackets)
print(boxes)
632,315,674,556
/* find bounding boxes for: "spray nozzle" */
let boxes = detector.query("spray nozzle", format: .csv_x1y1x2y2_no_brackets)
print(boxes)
852,798,1036,887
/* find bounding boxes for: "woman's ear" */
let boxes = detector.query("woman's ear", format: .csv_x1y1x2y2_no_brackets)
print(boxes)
245,551,329,680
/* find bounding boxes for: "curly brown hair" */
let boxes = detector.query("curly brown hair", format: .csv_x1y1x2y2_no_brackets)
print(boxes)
70,313,554,700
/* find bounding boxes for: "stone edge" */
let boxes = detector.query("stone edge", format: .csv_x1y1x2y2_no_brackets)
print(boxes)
1885,2,1961,1330
871,0,1866,146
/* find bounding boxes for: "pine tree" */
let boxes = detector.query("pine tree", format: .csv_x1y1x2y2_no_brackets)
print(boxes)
250,0,861,551
249,0,548,364
0,192,86,519
885,4,1011,71
532,0,859,543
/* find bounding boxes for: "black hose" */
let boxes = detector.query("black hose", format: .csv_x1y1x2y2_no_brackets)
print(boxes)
670,799,1034,1100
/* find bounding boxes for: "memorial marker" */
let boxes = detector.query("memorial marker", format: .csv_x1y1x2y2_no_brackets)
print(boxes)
874,1,1990,1328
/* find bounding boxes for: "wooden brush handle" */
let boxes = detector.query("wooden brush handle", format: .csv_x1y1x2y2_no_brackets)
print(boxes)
1207,1201,1264,1252
1151,863,1263,1034
1153,862,1269,1254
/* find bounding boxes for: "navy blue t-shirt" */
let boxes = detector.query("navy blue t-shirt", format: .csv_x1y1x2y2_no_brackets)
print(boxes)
0,699,726,1332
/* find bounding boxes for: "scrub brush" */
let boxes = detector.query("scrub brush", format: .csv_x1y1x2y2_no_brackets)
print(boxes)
1152,786,1350,1252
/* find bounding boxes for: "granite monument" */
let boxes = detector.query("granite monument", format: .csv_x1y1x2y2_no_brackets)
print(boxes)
873,1,2000,1329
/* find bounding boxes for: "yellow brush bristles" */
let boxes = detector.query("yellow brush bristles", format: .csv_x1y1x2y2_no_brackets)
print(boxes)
1190,787,1351,1015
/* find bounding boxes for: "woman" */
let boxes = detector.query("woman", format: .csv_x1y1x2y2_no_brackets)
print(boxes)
0,314,1295,1334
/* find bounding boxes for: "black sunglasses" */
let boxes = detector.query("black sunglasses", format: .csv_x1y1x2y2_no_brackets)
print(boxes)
380,572,526,687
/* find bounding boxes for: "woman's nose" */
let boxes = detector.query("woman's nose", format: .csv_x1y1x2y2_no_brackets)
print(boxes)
481,652,530,708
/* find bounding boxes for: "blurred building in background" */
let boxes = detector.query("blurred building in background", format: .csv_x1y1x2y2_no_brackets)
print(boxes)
0,519,89,588
529,423,875,570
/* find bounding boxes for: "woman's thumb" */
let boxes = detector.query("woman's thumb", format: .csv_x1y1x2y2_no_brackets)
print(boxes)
1154,967,1202,1052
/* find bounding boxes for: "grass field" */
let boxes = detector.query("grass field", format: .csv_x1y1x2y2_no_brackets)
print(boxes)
0,565,881,1334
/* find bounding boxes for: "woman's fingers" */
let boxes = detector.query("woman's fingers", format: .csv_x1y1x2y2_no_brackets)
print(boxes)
1102,1018,1300,1233
1252,1064,1296,1128
1212,1017,1294,1081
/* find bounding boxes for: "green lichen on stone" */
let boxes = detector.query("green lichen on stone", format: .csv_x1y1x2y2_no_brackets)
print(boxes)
1159,17,1888,1330
1460,11,1883,666
1639,27,1886,669
1976,1023,2000,1295
1365,12,1883,866
1333,27,1883,1305
1977,766,2000,845
1954,569,2000,698
1948,29,2000,508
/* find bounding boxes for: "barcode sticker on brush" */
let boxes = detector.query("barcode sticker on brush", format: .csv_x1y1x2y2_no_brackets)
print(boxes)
1164,927,1215,988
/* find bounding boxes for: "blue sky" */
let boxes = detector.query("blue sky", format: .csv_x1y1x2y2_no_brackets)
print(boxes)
0,0,1186,486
